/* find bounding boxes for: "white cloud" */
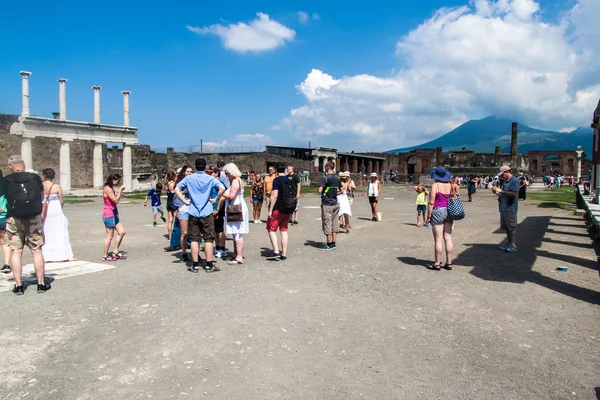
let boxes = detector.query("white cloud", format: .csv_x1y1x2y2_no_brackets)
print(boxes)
297,11,309,24
279,0,600,151
297,11,320,24
186,12,295,53
235,133,271,142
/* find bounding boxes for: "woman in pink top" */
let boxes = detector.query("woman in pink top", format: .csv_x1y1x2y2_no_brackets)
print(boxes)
426,167,458,271
102,174,126,262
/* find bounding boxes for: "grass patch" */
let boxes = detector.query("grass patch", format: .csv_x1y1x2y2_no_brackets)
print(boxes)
535,202,575,211
64,199,95,204
527,187,576,203
123,193,148,200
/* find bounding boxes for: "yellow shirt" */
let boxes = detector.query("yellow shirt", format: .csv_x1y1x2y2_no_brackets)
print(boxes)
416,192,427,205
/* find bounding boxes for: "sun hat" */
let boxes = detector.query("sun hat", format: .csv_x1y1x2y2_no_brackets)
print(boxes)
370,172,378,177
499,165,511,173
430,166,451,183
338,171,346,178
344,171,351,178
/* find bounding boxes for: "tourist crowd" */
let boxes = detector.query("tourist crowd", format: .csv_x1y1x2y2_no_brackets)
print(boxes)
0,153,530,294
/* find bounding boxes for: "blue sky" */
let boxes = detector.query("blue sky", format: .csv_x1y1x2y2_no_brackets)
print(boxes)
0,0,597,152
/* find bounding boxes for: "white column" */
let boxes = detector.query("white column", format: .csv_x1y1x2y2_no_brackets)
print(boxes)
93,142,104,189
122,144,133,192
21,137,33,169
122,91,131,127
59,140,72,191
58,78,67,120
92,85,102,124
20,71,31,116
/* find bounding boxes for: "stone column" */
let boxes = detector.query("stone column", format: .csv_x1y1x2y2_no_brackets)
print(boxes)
59,140,72,191
58,78,67,120
21,137,33,169
93,142,104,189
313,155,319,174
92,86,102,124
122,91,131,127
351,160,358,173
20,71,31,116
511,122,518,157
122,144,133,192
367,160,373,173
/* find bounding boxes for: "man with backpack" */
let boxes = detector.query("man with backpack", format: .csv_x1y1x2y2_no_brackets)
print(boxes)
0,155,50,295
318,161,342,250
266,164,296,261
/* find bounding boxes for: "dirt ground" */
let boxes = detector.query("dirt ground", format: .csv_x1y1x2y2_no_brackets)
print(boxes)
1,186,598,400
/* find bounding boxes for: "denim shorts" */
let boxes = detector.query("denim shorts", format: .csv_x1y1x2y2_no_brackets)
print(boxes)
0,218,6,231
416,204,427,213
178,205,190,221
103,215,121,228
152,205,163,215
252,196,263,203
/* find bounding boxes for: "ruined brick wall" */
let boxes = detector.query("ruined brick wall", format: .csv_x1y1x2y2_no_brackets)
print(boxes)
70,140,94,187
0,114,23,176
163,149,311,175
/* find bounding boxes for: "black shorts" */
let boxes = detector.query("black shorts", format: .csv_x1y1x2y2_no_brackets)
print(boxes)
166,202,178,211
188,215,215,242
214,207,225,233
369,196,378,204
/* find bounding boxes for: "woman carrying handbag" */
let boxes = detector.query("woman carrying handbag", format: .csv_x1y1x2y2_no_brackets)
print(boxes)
222,163,249,265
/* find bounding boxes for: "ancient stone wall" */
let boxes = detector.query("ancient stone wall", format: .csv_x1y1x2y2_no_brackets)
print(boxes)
0,114,22,176
162,148,312,175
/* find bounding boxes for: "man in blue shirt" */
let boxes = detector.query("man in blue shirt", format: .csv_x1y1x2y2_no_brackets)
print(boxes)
490,165,520,253
176,158,225,273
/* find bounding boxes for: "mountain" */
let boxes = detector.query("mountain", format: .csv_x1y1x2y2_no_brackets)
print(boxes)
386,116,593,157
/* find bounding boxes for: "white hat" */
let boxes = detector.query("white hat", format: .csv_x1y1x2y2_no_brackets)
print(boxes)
370,172,377,177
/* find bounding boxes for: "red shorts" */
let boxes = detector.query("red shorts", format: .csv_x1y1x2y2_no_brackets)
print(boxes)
267,210,290,232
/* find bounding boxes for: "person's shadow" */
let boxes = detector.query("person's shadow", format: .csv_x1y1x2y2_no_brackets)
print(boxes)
304,240,323,249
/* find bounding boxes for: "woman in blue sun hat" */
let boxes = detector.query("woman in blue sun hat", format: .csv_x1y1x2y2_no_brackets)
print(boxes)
426,166,458,271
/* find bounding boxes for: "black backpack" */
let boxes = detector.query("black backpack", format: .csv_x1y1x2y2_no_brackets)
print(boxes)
276,177,297,214
4,173,43,218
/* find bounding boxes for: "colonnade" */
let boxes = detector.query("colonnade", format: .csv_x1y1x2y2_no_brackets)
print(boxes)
14,71,137,191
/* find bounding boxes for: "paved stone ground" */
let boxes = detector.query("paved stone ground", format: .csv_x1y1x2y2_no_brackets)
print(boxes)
1,186,599,400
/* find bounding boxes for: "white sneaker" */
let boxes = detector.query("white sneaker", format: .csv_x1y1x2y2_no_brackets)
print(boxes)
498,244,509,251
258,220,264,224
505,245,517,253
253,220,258,224
215,250,222,258
219,250,228,258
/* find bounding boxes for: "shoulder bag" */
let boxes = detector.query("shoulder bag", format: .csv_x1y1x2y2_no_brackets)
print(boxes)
226,179,244,221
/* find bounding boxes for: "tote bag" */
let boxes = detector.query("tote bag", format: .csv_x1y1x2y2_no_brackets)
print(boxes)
447,195,466,220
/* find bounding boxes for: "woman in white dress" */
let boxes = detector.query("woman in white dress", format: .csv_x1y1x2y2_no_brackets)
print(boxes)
41,168,77,262
222,163,249,265
337,172,352,234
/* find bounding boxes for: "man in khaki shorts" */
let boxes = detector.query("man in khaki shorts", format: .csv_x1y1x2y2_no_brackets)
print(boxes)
0,155,49,295
317,161,342,251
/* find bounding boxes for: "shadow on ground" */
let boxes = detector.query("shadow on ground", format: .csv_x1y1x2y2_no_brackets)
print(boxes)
454,215,600,306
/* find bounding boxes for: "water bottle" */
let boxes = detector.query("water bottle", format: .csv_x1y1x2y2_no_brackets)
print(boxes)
427,222,432,230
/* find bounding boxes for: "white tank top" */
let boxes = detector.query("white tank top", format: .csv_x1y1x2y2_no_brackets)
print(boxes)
368,181,379,197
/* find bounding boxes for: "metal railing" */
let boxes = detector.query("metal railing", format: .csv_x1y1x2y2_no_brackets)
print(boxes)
153,145,267,154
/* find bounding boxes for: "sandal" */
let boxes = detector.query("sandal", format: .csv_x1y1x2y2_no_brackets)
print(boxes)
443,264,453,270
102,256,116,262
426,264,441,271
114,251,128,260
228,259,244,265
